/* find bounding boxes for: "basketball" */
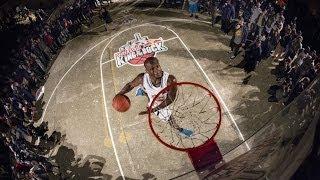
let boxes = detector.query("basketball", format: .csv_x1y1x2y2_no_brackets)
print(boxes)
112,94,131,112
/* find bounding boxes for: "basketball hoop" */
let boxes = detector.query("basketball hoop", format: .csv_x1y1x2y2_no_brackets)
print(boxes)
148,82,223,171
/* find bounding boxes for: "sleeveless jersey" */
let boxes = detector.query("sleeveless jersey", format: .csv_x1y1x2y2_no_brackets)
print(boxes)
143,72,169,107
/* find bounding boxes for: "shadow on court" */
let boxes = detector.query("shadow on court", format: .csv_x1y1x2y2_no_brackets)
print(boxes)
51,145,156,180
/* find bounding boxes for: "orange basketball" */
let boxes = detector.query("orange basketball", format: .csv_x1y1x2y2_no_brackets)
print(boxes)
112,94,131,112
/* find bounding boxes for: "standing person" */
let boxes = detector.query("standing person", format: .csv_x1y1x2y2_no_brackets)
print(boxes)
100,7,112,31
242,0,253,23
229,19,248,59
249,2,262,32
221,0,235,34
234,0,245,18
209,0,218,27
188,0,199,18
283,77,310,106
116,57,194,137
272,24,291,59
264,6,276,35
244,40,262,74
43,31,58,54
256,8,267,36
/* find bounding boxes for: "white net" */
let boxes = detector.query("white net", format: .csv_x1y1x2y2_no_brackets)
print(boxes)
149,82,221,150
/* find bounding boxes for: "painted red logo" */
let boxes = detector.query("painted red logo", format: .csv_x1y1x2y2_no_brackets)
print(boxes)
114,33,168,68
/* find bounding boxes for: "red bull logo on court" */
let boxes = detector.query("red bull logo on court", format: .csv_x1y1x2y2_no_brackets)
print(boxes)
114,33,168,68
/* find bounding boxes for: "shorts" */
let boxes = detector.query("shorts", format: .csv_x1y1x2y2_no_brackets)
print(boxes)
154,107,172,122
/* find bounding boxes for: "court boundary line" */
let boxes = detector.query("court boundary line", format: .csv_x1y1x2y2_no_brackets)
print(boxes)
100,40,125,179
38,37,112,124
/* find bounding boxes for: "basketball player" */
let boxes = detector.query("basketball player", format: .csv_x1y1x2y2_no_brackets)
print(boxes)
116,57,193,137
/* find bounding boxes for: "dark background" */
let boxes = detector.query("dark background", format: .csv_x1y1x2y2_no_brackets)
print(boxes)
286,0,320,52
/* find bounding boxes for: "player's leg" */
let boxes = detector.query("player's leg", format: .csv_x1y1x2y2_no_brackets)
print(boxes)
168,116,193,137
167,115,180,130
157,109,193,137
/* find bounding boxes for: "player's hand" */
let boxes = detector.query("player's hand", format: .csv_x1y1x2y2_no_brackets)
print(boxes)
116,92,124,96
138,110,148,115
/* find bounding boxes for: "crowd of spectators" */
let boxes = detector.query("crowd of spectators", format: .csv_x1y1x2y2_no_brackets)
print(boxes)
0,0,98,178
182,0,319,105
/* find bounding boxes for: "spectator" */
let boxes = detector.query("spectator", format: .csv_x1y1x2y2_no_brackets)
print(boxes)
256,8,267,36
249,2,262,31
43,31,58,54
0,1,97,178
100,7,112,31
189,0,199,18
209,0,219,27
283,77,311,105
229,19,248,59
243,40,262,73
272,24,291,59
242,0,253,23
221,0,235,34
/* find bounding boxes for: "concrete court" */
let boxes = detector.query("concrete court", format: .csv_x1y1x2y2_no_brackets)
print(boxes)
40,9,284,179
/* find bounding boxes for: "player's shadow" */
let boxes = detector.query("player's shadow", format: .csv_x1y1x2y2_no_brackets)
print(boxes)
52,145,113,179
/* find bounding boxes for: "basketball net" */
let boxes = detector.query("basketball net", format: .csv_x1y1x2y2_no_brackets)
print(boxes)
148,82,223,171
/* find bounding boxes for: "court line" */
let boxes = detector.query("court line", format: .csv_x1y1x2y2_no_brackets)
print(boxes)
98,23,179,179
100,40,126,179
42,18,220,124
38,37,113,124
101,36,178,65
164,36,179,42
40,19,250,177
88,24,105,32
165,27,251,150
102,58,115,65
108,47,138,177
97,22,249,150
39,22,168,124
88,15,129,32
41,16,168,119
39,23,172,179
140,18,250,150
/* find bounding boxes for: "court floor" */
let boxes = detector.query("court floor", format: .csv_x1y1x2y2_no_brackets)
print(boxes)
39,17,279,179
100,22,246,178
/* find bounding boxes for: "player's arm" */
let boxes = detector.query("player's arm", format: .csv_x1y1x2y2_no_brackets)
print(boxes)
150,75,177,113
117,73,144,95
